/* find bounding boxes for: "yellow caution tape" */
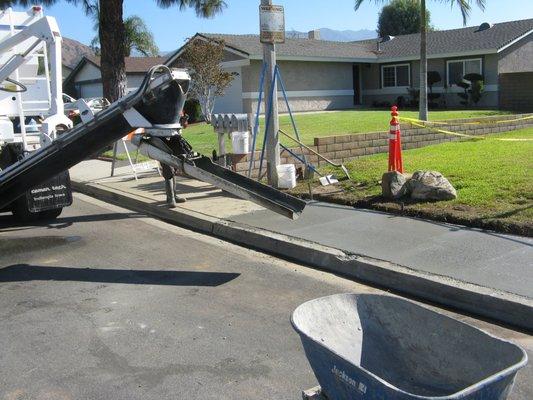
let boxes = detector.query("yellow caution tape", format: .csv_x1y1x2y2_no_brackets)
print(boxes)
400,114,533,126
408,121,484,139
400,116,477,126
406,120,533,142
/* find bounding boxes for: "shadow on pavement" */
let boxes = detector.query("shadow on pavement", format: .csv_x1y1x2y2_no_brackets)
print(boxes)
0,212,145,232
0,264,240,287
135,180,232,201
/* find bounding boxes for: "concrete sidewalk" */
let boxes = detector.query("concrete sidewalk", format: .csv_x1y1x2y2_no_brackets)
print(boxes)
70,159,533,329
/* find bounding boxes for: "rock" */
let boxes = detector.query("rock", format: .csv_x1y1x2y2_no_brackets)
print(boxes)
381,171,408,199
408,170,457,201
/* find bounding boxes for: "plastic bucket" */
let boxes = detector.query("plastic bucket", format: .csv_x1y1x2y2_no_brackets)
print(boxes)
277,164,297,189
231,131,249,155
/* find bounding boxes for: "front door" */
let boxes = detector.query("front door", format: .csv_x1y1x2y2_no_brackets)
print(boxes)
352,65,361,105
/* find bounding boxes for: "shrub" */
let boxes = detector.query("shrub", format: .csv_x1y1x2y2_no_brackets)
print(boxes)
456,73,484,107
183,98,203,123
465,73,484,105
406,88,420,107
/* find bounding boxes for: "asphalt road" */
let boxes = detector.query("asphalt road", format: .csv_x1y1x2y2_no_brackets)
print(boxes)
0,194,531,400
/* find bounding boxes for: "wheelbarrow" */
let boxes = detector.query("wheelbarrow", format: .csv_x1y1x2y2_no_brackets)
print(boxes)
291,294,527,400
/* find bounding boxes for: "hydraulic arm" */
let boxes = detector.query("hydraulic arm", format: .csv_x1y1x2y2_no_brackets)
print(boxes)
0,66,305,219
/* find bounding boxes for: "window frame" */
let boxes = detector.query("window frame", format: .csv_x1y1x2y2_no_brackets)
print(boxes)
380,63,411,89
446,58,483,86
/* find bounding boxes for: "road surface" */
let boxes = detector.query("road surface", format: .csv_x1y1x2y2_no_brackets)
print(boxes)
0,194,531,399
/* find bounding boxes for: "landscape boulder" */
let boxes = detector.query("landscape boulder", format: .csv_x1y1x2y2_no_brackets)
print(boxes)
381,171,408,199
408,170,457,201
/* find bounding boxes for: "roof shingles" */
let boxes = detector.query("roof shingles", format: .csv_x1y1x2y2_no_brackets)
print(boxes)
193,18,533,62
359,18,533,59
199,33,377,60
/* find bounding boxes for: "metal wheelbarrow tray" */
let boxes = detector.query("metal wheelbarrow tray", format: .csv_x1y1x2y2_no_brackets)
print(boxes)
291,294,527,400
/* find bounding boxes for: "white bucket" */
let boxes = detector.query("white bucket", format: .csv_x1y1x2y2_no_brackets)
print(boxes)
231,131,250,155
277,164,297,189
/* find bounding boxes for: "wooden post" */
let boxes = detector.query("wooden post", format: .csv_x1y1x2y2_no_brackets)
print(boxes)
217,132,226,168
261,0,280,187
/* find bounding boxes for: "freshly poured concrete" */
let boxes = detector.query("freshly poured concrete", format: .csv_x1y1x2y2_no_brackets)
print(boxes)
70,160,533,299
232,204,533,299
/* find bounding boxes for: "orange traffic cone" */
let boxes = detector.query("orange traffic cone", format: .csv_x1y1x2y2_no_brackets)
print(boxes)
388,106,403,173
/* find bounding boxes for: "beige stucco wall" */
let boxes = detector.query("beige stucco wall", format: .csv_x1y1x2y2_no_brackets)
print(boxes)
240,60,262,93
498,34,533,73
62,65,73,82
278,61,353,91
483,54,499,85
74,62,101,82
243,95,354,115
240,60,356,113
125,75,145,93
74,69,148,99
241,60,354,93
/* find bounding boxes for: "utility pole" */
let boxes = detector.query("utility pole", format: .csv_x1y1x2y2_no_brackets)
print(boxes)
260,0,281,187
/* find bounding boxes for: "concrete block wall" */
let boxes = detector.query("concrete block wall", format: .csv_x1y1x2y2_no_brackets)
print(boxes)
231,113,533,177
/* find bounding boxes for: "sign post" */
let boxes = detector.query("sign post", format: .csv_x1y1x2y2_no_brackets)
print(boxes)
259,1,284,187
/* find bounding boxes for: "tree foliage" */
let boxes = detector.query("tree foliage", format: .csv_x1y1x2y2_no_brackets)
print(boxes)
91,13,159,57
3,0,226,102
181,38,235,123
377,0,430,37
356,0,486,25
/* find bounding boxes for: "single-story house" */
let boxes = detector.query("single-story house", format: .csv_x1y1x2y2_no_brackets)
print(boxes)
63,55,166,99
165,18,533,113
61,37,95,82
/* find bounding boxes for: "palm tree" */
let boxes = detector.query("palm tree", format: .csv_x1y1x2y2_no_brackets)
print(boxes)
355,0,486,120
91,13,159,57
5,0,226,101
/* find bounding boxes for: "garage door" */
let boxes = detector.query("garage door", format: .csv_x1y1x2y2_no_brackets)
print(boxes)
80,83,103,99
499,73,533,111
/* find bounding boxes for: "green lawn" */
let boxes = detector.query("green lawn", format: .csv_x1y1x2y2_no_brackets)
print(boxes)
304,127,533,229
182,109,513,155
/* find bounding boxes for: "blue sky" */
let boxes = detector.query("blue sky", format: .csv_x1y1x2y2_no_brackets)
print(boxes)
10,0,533,52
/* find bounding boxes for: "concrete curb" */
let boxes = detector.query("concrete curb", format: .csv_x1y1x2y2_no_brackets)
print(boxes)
72,179,533,332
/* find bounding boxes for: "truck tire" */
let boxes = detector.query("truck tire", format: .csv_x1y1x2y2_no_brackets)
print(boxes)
11,198,63,222
39,208,63,220
11,196,41,222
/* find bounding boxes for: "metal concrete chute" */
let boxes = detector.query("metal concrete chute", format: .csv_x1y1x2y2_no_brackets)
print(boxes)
132,135,305,220
0,63,305,219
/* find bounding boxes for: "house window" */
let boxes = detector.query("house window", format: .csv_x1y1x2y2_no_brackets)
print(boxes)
447,58,482,86
381,64,410,88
